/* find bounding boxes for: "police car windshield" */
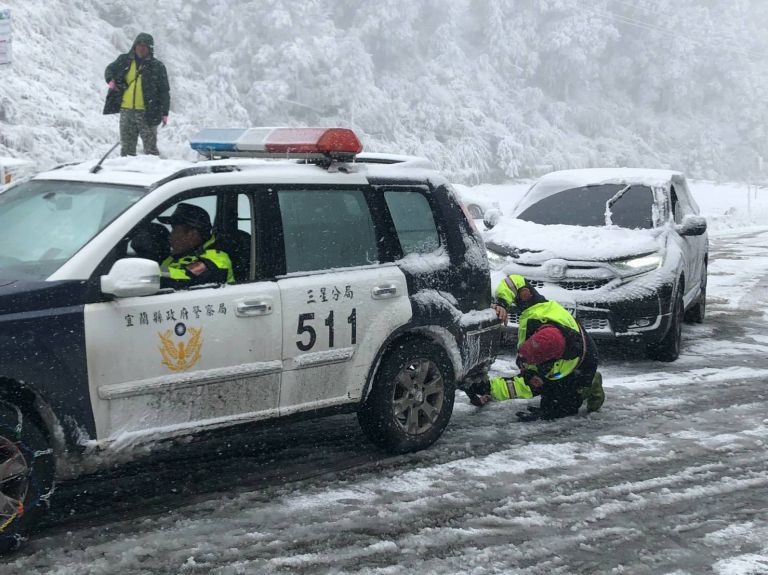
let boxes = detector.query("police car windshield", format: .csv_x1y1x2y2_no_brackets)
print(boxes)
0,180,146,280
516,183,655,229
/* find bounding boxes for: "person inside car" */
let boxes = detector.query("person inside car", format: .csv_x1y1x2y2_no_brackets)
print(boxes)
468,274,604,421
158,203,234,288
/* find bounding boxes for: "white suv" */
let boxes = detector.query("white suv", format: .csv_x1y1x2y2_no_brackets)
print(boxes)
0,127,500,551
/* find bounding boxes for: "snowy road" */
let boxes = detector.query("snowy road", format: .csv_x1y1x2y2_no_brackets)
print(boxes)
6,227,768,574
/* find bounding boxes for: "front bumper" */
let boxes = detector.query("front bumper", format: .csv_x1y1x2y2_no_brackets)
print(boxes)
504,281,676,344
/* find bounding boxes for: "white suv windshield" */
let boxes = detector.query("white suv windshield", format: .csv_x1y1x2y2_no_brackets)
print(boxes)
517,183,655,229
0,180,146,281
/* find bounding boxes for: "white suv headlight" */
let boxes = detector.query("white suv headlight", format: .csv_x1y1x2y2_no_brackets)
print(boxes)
612,253,662,276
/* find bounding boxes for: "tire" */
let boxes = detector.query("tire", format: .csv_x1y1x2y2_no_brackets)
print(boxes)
685,265,707,324
358,338,455,454
647,290,684,362
466,204,483,219
0,401,55,555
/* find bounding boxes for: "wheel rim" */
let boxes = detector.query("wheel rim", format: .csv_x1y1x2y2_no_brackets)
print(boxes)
0,436,28,532
392,358,445,435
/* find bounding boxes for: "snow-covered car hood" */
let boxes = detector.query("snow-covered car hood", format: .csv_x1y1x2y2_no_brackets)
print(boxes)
484,218,663,263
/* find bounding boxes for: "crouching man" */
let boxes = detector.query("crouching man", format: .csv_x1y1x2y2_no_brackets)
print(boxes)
467,274,604,421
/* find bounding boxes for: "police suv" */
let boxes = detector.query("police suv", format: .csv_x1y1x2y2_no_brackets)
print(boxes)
0,127,499,550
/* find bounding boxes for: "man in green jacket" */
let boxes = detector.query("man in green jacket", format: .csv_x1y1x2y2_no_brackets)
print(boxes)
466,274,604,421
104,32,170,156
158,203,235,289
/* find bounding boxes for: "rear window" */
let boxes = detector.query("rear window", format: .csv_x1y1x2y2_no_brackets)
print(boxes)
517,184,655,229
278,189,379,273
384,190,440,255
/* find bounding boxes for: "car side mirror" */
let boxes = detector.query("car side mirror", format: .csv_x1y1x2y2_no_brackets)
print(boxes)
676,215,707,237
483,208,502,230
101,258,162,298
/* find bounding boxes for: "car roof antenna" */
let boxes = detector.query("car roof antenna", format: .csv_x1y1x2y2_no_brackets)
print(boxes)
90,142,121,174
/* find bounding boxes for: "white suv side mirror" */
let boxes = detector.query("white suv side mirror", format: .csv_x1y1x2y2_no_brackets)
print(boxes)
676,215,707,237
101,258,162,298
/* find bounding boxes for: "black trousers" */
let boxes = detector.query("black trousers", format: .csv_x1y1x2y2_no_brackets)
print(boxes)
539,332,599,419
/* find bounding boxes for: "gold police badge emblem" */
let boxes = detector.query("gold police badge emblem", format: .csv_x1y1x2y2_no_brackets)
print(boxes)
158,323,203,372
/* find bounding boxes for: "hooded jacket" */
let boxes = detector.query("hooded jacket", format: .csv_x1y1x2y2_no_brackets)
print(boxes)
103,33,170,125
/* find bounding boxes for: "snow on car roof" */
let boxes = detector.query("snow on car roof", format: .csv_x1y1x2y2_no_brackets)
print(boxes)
355,152,436,169
537,168,683,189
0,156,35,168
31,154,446,189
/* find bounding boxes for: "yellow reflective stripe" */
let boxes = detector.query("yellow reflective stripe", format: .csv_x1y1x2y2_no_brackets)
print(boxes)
489,377,511,401
511,375,533,399
120,60,145,110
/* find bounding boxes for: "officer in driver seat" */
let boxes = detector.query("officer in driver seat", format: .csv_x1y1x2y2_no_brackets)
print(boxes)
158,203,235,288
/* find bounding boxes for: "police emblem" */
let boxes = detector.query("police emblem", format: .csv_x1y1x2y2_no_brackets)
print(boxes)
158,326,203,371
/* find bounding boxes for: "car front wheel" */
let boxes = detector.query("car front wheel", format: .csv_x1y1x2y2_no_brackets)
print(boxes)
685,265,707,324
358,338,455,454
0,400,55,554
647,290,684,362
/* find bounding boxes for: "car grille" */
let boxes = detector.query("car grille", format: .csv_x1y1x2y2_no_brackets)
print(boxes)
529,279,610,291
505,313,610,334
579,317,611,331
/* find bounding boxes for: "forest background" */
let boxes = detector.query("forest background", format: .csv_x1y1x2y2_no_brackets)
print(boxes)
0,0,766,184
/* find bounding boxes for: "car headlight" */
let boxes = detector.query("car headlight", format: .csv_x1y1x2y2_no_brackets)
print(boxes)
612,253,663,276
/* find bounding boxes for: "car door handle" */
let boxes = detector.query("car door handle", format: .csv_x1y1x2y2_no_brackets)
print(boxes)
372,284,399,299
236,300,273,317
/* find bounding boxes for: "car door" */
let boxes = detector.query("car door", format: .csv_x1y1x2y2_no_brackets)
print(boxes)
274,186,412,415
669,184,701,305
84,189,283,440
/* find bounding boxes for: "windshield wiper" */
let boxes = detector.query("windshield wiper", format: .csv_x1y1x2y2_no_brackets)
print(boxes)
604,184,632,226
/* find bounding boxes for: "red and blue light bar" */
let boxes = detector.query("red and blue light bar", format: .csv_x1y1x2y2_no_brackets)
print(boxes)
190,127,363,160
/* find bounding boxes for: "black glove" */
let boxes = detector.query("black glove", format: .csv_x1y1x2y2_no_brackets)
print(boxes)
462,379,491,407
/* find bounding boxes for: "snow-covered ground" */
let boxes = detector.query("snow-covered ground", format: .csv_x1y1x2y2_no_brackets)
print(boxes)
5,181,768,574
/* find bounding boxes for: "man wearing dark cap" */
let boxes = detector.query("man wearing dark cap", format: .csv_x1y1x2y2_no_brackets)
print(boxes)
465,274,604,421
104,32,171,156
158,203,234,288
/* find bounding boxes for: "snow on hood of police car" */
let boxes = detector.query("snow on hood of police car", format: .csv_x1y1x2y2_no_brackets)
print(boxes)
485,218,661,263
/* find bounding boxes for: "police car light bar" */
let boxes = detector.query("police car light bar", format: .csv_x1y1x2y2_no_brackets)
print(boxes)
190,127,363,161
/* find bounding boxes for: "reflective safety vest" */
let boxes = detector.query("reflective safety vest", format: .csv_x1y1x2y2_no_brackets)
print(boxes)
494,274,584,381
161,235,234,284
518,301,583,380
121,60,145,110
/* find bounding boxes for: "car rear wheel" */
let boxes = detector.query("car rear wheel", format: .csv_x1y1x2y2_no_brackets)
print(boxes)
685,265,707,324
0,401,55,555
647,291,684,362
358,338,455,454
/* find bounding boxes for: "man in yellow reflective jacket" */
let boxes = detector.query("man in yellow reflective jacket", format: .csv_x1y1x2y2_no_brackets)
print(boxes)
104,32,171,156
470,274,604,421
158,203,234,289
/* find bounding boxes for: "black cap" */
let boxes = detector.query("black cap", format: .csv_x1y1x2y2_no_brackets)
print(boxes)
158,203,212,234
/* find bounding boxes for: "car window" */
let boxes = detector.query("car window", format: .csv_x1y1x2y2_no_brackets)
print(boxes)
384,191,440,255
278,189,378,273
0,179,146,280
670,187,684,224
516,184,655,229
